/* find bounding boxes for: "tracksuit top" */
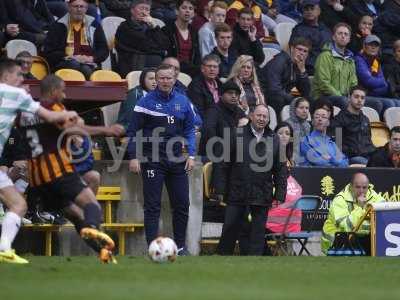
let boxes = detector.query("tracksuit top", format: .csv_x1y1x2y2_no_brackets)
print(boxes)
127,87,196,161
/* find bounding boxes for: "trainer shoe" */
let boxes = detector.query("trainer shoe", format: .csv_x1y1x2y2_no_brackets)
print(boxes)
0,249,29,264
99,248,118,264
80,227,115,251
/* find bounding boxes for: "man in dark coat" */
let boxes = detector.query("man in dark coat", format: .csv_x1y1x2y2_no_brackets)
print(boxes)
215,104,287,256
115,0,170,77
367,126,400,167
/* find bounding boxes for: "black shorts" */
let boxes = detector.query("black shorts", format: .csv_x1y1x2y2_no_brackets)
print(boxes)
31,173,87,211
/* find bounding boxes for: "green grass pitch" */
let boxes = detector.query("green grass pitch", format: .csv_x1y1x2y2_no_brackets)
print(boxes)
1,256,399,300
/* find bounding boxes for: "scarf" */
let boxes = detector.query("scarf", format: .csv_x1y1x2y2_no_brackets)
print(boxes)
66,19,89,50
234,77,265,105
361,50,380,75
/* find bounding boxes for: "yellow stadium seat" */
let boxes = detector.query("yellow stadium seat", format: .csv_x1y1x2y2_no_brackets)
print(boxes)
370,121,390,147
90,70,122,82
55,69,85,81
30,56,50,80
203,162,213,200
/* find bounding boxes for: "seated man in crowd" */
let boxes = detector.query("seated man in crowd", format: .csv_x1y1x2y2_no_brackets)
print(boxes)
43,0,109,79
211,23,237,78
198,1,227,58
231,8,265,66
162,0,200,77
321,173,384,255
226,0,266,40
261,37,311,114
2,0,53,46
115,0,170,77
367,126,400,167
355,35,400,115
255,0,296,34
187,54,223,120
319,0,356,31
300,108,348,167
289,0,331,75
332,86,375,165
15,51,36,80
313,23,383,115
383,40,400,98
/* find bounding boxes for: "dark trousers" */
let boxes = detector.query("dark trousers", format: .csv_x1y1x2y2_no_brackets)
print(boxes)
218,205,268,256
56,59,97,80
141,160,189,249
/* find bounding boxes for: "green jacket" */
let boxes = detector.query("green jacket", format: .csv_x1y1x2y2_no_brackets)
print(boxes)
312,43,358,99
321,183,384,254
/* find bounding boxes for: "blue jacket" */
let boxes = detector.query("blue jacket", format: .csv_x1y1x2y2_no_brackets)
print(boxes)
127,87,196,160
72,137,94,174
355,53,389,97
299,130,349,167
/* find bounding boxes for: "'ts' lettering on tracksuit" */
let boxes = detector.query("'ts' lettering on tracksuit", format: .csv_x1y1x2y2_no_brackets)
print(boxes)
127,88,196,248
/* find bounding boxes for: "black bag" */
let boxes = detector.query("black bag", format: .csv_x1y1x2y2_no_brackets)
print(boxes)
327,232,367,256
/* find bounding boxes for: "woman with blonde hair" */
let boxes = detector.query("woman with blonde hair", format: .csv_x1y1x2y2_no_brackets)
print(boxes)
226,55,265,111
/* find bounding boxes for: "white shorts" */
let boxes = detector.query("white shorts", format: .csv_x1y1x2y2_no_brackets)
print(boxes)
0,170,14,189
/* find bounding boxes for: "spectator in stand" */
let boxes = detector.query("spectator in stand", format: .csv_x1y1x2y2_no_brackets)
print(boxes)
117,68,157,132
299,108,349,167
289,0,331,75
3,0,54,46
231,8,265,66
211,23,237,78
332,86,375,165
192,0,213,32
348,15,374,54
285,97,311,141
319,0,357,31
162,0,200,77
256,0,296,34
311,97,336,139
383,40,400,99
261,37,311,114
275,121,295,166
115,0,170,77
187,54,222,120
312,23,383,115
368,126,400,168
150,0,176,23
43,0,108,79
15,51,37,80
46,1,102,19
372,0,400,64
277,0,302,22
198,1,227,58
348,0,381,21
226,55,265,110
226,0,266,40
355,35,400,114
161,57,188,95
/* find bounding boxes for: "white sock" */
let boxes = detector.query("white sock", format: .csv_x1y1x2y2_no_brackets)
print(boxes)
0,212,21,251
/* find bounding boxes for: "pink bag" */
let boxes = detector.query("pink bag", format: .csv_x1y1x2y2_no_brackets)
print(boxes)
266,176,303,233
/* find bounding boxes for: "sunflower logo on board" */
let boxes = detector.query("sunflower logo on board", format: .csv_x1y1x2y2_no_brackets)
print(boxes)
321,176,335,196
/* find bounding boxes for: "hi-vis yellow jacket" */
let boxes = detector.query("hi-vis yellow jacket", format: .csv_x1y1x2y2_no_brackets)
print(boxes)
321,183,384,254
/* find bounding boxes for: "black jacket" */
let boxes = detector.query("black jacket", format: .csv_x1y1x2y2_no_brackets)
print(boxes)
162,21,201,77
332,109,376,158
232,23,265,66
383,57,400,98
115,18,170,76
373,0,400,56
367,144,396,167
260,51,311,103
348,0,381,19
210,47,238,78
290,21,331,75
213,124,287,206
43,14,109,70
320,0,357,30
187,74,222,120
102,0,131,19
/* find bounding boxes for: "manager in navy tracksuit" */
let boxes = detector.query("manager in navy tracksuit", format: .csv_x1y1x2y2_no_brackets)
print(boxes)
127,64,196,254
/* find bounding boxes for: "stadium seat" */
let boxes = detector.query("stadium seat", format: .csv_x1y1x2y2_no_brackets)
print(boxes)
260,48,280,68
362,106,380,122
384,107,400,129
126,70,142,89
203,162,226,206
152,17,165,28
90,70,123,82
370,122,390,147
55,69,86,81
100,102,121,127
101,16,125,71
5,39,37,59
268,105,277,130
30,56,50,80
266,195,321,256
275,22,296,52
333,106,341,117
178,72,192,87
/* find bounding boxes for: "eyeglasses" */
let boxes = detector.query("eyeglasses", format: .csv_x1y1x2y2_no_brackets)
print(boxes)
16,60,32,66
203,64,219,69
71,5,88,9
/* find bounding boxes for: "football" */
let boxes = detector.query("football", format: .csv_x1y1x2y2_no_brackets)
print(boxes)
148,237,178,263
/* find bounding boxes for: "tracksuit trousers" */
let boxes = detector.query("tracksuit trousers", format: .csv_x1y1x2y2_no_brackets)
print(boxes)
141,160,189,249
